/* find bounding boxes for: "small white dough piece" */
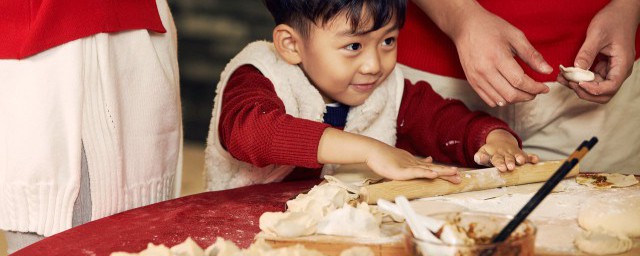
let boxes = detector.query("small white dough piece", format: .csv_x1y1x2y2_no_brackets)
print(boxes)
317,203,381,238
264,244,325,256
203,237,240,256
242,238,273,254
559,65,595,83
259,211,317,238
109,243,172,256
339,246,375,256
574,230,633,255
170,237,204,256
578,194,640,237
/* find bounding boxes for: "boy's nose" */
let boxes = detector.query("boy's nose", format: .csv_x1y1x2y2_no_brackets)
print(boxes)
360,52,381,75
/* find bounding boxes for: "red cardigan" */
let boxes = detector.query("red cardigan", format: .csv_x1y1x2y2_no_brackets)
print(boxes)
0,0,165,59
218,65,519,180
398,0,640,82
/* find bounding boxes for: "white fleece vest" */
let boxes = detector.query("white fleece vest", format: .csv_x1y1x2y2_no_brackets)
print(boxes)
204,41,405,191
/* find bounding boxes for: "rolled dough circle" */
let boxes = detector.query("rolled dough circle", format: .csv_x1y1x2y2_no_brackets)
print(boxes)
578,194,640,237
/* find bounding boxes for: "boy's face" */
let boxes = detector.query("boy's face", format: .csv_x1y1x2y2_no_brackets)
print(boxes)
297,13,400,106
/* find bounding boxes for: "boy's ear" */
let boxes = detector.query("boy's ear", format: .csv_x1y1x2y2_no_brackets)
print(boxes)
273,24,303,65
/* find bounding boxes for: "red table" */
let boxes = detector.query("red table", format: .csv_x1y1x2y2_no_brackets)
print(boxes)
13,180,321,256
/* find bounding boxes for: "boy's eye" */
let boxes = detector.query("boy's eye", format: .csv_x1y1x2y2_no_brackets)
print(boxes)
345,43,361,51
383,37,396,46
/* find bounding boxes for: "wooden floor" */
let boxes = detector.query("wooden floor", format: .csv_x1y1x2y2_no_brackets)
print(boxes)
0,142,206,256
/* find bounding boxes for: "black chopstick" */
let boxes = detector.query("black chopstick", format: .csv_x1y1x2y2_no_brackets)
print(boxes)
491,136,598,244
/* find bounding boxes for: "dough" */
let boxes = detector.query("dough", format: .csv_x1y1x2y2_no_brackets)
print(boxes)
576,173,638,188
559,65,595,82
259,211,317,238
316,203,381,238
578,194,640,237
264,244,325,256
111,243,172,256
339,246,375,256
203,237,240,256
574,230,633,255
286,183,357,221
170,238,204,256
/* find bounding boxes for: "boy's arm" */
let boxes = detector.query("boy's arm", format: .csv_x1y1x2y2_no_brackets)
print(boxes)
318,127,460,182
219,65,329,168
396,79,522,167
220,66,459,182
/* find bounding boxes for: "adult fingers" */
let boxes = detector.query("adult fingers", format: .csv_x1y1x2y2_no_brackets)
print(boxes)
488,67,538,104
497,58,549,95
574,32,603,70
468,77,503,107
556,73,571,87
579,57,632,98
567,80,612,103
510,31,553,74
474,78,508,107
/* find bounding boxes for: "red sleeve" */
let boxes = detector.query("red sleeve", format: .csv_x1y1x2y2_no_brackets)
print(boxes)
396,79,522,167
219,65,330,168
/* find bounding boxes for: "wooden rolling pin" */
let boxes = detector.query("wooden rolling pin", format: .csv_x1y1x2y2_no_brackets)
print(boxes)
360,161,579,204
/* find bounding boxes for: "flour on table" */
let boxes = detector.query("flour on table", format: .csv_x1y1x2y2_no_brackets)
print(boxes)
416,178,640,254
578,194,640,237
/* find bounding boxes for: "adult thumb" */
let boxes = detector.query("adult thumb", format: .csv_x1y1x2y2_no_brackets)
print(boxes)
574,35,602,70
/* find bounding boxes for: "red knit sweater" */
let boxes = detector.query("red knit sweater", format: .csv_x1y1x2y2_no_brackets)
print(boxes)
0,0,165,59
398,0,640,82
219,65,519,180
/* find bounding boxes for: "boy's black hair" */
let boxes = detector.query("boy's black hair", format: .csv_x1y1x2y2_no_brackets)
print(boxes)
263,0,406,37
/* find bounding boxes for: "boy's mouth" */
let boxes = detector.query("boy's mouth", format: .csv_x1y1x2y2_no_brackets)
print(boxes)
350,82,376,92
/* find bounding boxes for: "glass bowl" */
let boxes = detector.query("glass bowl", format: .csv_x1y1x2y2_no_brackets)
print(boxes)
403,211,536,256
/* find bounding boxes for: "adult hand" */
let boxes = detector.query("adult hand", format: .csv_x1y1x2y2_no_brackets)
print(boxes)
412,0,553,107
450,5,553,107
558,0,640,104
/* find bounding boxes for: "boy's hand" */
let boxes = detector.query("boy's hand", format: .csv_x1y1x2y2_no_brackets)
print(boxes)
474,129,539,172
365,144,461,184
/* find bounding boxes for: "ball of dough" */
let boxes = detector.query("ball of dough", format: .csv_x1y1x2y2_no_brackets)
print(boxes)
574,230,632,255
578,194,640,237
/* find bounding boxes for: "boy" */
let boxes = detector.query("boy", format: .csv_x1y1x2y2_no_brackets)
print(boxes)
205,0,538,191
